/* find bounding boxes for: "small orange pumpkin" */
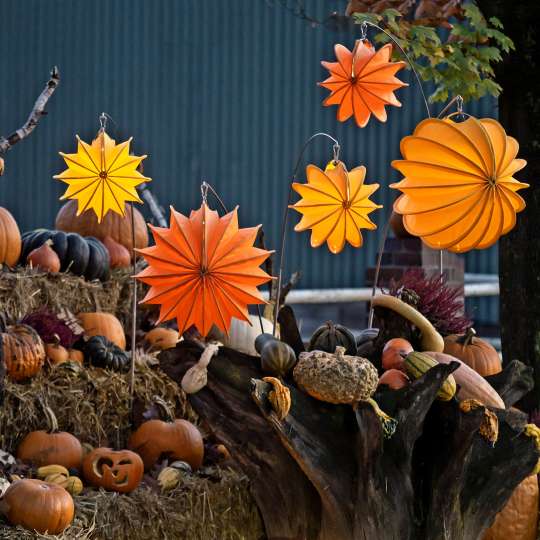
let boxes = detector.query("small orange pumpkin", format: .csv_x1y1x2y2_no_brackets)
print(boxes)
0,322,46,381
444,328,501,377
382,338,413,372
77,312,126,349
45,342,69,365
17,405,83,470
128,399,203,470
144,327,179,351
0,479,74,534
67,349,84,364
378,369,410,390
82,447,143,493
0,207,22,267
103,236,131,268
27,240,61,272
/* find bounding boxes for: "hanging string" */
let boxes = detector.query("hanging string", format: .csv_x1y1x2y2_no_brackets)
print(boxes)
200,180,266,334
272,132,341,337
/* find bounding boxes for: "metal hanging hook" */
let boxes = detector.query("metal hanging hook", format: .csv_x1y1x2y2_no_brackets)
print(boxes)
456,95,463,114
332,143,340,164
200,181,209,204
359,21,368,41
99,112,107,132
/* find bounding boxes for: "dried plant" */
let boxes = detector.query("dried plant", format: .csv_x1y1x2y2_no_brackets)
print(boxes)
386,269,471,336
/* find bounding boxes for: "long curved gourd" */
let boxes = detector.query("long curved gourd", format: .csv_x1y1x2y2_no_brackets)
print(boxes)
426,352,505,409
371,294,444,352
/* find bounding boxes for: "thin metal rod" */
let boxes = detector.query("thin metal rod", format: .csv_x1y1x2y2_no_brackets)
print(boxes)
129,202,137,408
364,21,431,119
368,216,392,328
437,95,462,119
272,132,340,337
439,249,444,276
361,21,432,325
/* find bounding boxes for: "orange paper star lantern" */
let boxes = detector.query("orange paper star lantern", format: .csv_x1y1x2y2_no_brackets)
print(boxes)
319,40,408,127
290,161,382,254
55,130,149,223
135,203,273,336
391,116,528,252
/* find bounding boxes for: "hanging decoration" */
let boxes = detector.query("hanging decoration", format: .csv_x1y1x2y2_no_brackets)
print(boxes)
135,201,273,337
319,40,407,127
390,116,528,252
289,161,381,254
55,130,150,223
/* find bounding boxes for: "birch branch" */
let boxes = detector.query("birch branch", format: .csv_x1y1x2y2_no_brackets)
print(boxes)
0,66,60,156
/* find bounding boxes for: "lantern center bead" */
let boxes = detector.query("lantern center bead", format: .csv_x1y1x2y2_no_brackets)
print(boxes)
99,171,108,179
342,200,352,209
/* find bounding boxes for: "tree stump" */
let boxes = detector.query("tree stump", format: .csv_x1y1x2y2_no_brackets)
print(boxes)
160,340,539,540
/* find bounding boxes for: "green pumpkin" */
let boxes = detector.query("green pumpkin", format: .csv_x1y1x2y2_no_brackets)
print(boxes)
83,335,129,372
21,229,110,281
308,321,357,355
258,337,297,377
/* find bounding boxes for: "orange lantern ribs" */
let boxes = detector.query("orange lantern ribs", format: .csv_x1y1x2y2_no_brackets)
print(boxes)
135,204,273,337
319,40,408,128
391,116,528,252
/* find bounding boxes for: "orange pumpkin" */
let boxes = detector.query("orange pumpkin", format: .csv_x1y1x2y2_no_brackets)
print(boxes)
77,312,126,349
144,327,179,351
103,236,131,268
378,369,410,390
67,349,84,364
483,475,538,540
55,200,148,251
444,328,502,377
0,207,22,267
27,240,61,272
382,338,413,371
128,400,203,470
82,447,143,493
0,323,46,381
0,479,74,534
17,406,83,470
45,343,69,365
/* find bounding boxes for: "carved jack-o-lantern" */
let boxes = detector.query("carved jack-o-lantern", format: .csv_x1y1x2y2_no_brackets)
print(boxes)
82,448,143,493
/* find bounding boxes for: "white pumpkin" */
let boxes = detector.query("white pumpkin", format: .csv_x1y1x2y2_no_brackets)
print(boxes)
209,315,277,356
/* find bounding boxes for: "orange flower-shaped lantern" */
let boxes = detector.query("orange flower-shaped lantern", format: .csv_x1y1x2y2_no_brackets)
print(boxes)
391,116,528,252
135,204,273,336
55,131,149,222
290,161,382,254
319,40,407,127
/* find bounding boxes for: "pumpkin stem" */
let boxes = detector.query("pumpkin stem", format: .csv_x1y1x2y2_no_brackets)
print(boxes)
152,395,175,423
365,398,397,439
459,327,477,346
38,398,59,433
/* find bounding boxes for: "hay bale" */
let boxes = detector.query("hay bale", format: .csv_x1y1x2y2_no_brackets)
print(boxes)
0,469,263,539
0,362,196,452
0,267,127,321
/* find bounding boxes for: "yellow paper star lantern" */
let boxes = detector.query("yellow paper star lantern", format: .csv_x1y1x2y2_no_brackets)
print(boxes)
55,130,150,223
289,161,382,254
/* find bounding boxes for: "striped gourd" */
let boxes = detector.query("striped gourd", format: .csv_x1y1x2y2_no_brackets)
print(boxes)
404,351,456,401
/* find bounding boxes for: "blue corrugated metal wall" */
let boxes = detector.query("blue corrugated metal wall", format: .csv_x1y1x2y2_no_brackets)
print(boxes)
0,0,498,323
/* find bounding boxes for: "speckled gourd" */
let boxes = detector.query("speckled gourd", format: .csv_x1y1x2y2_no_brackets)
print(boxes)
293,346,379,404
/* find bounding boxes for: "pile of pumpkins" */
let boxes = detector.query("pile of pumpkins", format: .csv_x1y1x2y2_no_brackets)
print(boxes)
0,404,203,534
0,309,180,383
0,201,149,279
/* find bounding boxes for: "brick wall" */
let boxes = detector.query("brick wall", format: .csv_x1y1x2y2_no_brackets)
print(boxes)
366,236,464,293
